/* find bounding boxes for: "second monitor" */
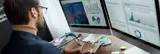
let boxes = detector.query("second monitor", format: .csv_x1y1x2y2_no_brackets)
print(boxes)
104,0,160,47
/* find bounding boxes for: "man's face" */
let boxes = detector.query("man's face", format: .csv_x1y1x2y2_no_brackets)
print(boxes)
36,8,45,31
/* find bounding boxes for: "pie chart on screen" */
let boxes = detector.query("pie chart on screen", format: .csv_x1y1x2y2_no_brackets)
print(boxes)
135,30,142,39
92,16,101,24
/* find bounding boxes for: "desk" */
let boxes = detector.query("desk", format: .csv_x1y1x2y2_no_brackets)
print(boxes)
60,32,149,54
73,33,150,54
78,33,132,54
95,36,133,54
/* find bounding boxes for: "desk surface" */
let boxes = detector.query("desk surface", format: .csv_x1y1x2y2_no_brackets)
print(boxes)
70,27,160,54
96,36,133,54
77,33,149,54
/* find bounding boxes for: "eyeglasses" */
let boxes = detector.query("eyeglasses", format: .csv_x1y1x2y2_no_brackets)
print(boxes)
38,6,47,10
38,6,48,14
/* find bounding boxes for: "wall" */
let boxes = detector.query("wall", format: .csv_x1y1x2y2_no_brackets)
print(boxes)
40,0,71,39
0,0,12,54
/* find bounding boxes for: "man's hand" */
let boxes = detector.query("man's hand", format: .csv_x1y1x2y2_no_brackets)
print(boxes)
81,41,94,54
64,40,81,53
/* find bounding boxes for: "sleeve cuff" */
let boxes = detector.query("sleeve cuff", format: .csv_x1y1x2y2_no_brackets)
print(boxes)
83,52,91,54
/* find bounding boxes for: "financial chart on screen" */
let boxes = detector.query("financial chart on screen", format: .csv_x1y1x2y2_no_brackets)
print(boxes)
105,0,160,46
60,0,107,26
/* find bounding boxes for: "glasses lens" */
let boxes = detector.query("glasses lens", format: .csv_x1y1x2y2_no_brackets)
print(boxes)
42,8,47,14
39,6,47,14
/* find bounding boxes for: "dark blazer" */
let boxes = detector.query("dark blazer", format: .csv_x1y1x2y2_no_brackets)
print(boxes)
1,30,63,54
2,30,90,54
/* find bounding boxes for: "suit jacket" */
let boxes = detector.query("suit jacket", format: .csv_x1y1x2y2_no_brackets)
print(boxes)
2,30,63,54
1,30,90,54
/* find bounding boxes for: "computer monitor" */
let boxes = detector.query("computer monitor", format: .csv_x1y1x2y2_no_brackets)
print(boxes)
59,0,109,28
104,0,160,46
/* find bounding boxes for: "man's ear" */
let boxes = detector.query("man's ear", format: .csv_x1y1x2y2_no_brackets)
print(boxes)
30,8,38,18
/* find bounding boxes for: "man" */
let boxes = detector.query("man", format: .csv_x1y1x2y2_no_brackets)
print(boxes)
2,0,94,54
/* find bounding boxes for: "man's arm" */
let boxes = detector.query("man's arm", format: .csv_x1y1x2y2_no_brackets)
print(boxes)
41,43,64,54
41,41,93,54
81,42,94,54
64,40,93,54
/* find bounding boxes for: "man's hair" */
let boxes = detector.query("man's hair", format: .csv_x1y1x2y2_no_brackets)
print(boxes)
3,0,40,25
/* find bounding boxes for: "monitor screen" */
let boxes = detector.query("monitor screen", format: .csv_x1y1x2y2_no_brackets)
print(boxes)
60,0,107,27
105,0,160,46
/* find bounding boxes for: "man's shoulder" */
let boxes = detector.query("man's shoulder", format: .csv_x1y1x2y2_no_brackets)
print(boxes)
28,40,52,48
2,30,63,54
29,40,63,54
2,37,62,54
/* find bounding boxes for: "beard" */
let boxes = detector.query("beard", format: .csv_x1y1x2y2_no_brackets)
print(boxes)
36,14,45,31
36,21,45,31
